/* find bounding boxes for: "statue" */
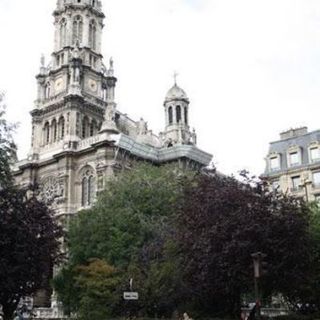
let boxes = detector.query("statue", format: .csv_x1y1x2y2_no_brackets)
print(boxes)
40,54,45,67
74,65,80,83
106,104,115,122
138,118,148,135
101,63,107,75
108,57,114,76
72,40,81,59
191,128,197,145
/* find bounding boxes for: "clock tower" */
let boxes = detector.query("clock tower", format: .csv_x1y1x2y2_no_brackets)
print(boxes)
30,0,114,159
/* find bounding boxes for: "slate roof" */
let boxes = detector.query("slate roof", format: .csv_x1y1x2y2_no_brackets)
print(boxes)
265,129,320,175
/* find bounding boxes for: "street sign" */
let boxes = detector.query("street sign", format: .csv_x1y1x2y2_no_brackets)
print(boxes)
123,292,139,300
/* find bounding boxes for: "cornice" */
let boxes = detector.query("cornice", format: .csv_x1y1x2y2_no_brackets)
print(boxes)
53,4,105,19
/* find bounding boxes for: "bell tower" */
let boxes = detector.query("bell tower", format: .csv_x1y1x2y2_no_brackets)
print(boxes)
29,0,116,160
161,78,197,147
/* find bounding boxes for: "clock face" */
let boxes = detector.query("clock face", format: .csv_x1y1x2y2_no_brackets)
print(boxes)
88,79,97,92
55,78,64,92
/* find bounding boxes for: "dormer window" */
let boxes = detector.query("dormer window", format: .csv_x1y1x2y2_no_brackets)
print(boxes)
270,156,280,171
287,146,302,167
289,151,299,166
310,147,320,163
268,153,281,172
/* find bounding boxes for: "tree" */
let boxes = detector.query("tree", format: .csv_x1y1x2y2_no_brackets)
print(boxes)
174,172,312,317
0,95,63,320
54,163,191,317
0,93,16,188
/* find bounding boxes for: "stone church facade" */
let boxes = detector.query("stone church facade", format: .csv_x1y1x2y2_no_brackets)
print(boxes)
12,0,212,316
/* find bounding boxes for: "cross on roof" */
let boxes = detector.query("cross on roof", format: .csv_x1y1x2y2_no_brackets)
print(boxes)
173,71,179,85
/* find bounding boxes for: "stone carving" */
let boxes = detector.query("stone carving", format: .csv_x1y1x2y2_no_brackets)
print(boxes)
40,176,63,204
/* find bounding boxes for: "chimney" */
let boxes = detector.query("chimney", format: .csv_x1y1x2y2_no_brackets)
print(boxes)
280,127,308,140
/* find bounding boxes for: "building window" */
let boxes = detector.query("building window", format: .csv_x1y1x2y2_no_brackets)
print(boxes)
89,20,97,50
270,156,280,171
59,116,65,140
310,147,320,162
90,120,97,137
291,176,301,191
81,169,95,207
184,107,188,124
44,122,50,144
313,172,320,188
72,15,83,45
45,82,51,99
82,117,89,138
314,194,320,204
289,151,300,166
52,119,57,142
168,107,173,125
271,180,280,191
60,18,67,48
176,105,181,123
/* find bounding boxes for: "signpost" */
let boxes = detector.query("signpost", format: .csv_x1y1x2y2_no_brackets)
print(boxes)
123,292,139,300
123,278,139,300
123,278,139,319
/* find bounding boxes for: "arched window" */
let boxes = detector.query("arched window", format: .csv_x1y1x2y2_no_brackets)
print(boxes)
58,116,65,140
81,168,95,207
176,105,181,123
82,117,89,138
52,119,57,142
90,120,97,137
72,15,83,45
81,177,88,207
45,82,51,99
44,122,50,145
184,107,188,124
59,18,67,48
89,20,97,50
168,106,173,125
92,0,96,6
88,175,95,205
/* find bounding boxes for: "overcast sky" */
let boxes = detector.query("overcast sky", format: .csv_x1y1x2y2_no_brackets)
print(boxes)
1,0,320,176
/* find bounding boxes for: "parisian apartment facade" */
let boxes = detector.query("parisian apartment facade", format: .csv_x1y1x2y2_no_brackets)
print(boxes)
12,0,212,317
264,127,320,202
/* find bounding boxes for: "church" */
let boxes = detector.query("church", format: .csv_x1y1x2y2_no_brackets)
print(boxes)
13,0,212,214
12,0,211,314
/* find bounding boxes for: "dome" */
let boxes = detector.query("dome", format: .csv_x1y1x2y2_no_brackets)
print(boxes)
165,84,189,102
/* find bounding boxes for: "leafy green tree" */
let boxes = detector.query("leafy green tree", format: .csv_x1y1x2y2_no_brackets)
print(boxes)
75,259,120,320
0,94,63,320
0,93,16,188
54,164,191,317
175,172,312,317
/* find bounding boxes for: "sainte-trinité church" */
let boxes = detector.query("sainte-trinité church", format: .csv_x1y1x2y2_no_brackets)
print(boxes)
12,0,212,317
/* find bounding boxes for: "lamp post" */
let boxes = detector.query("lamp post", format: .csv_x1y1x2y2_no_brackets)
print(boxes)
251,252,267,320
299,179,312,202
